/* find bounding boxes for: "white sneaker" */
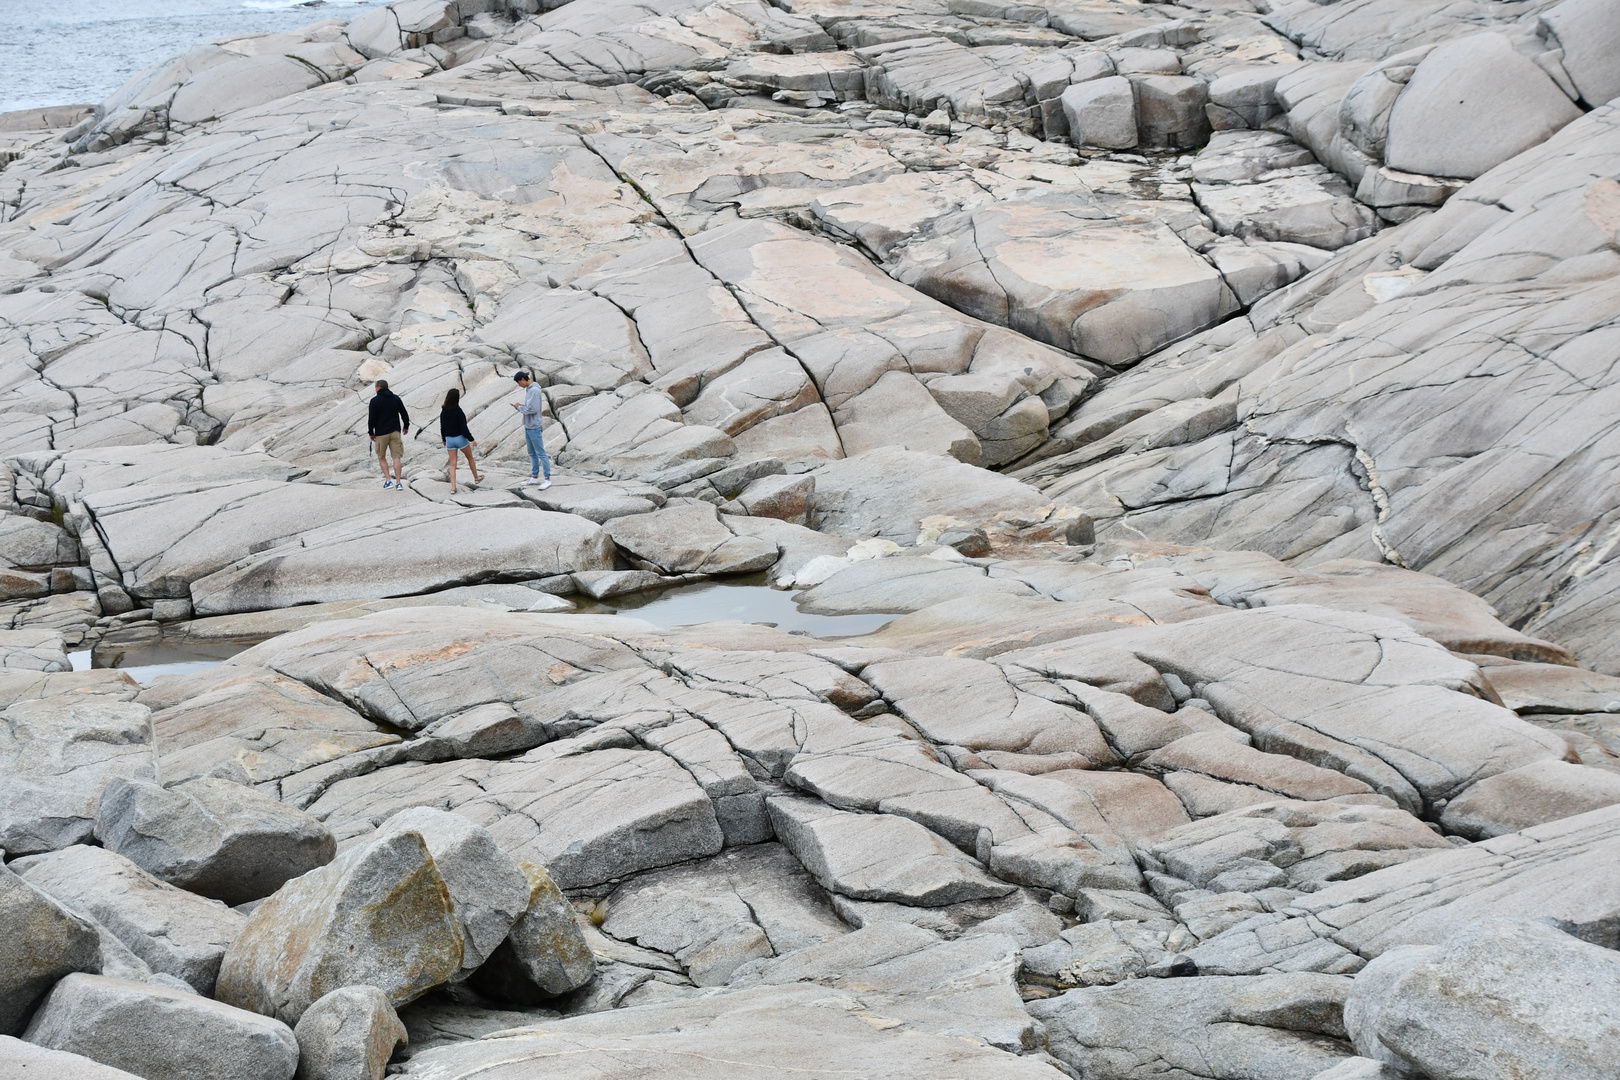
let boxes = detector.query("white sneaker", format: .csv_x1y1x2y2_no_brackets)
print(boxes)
538,478,552,490
522,477,539,487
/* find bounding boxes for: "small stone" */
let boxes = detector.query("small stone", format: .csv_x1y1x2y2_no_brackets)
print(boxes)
23,973,298,1080
292,986,407,1080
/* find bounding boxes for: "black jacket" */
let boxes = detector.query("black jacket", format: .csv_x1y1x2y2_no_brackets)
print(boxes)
368,390,409,437
440,404,472,441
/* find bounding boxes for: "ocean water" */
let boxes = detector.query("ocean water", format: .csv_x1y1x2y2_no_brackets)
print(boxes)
3,0,381,114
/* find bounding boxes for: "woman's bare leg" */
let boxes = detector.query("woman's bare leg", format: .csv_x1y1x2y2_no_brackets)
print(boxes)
462,446,481,483
446,448,458,493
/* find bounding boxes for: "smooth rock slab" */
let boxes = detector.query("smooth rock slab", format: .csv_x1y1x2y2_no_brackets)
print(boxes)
605,503,778,575
190,508,614,616
0,861,101,1035
17,845,246,995
292,986,408,1080
1028,972,1355,1080
1383,32,1581,180
216,830,462,1025
0,696,156,855
392,982,1062,1080
23,973,298,1080
1436,759,1620,840
766,796,1014,907
94,776,336,905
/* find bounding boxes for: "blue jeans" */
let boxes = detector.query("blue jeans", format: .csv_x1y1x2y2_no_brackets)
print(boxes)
524,427,550,479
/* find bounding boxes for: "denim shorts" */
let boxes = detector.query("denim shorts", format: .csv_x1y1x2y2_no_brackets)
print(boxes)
444,436,471,450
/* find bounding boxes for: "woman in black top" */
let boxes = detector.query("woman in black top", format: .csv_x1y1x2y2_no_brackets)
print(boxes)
440,388,481,493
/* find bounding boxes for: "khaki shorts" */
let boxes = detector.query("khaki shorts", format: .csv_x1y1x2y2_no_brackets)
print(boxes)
374,431,404,458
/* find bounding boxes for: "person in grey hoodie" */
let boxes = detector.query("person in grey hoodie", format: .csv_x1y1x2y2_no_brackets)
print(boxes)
510,371,551,488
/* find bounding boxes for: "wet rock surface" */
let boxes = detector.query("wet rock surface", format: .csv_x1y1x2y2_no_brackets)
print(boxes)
4,0,1620,1076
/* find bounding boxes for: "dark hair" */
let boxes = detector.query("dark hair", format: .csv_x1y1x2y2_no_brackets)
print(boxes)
442,387,460,409
513,371,531,383
375,379,389,391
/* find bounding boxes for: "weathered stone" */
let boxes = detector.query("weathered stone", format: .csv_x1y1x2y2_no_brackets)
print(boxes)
606,504,779,575
216,829,463,1025
292,986,407,1080
94,777,336,905
469,861,594,1003
0,861,102,1035
23,973,298,1080
767,796,1013,907
0,697,156,855
370,808,530,976
17,845,246,995
0,1037,145,1080
1062,77,1136,149
1384,34,1581,180
1029,972,1356,1080
1350,918,1620,1080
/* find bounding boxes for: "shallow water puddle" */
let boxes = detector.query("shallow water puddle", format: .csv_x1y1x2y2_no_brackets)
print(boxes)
591,575,900,638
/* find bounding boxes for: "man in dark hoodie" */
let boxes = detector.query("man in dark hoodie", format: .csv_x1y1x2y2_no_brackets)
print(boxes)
369,379,411,489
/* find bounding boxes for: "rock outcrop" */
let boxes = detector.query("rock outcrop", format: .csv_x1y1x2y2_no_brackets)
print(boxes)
4,0,1620,1076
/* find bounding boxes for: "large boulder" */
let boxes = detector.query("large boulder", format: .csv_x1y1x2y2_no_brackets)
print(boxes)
370,807,530,976
604,503,779,576
23,974,298,1080
468,861,595,1004
216,829,463,1025
1345,918,1620,1080
1383,33,1582,180
0,861,101,1035
16,845,246,995
1543,0,1620,108
1437,759,1620,840
0,1036,145,1079
0,696,156,855
291,986,407,1080
94,777,337,905
1061,76,1137,149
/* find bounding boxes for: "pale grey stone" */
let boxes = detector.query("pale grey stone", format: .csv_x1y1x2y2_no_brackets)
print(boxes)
469,860,594,1004
216,830,463,1025
18,845,246,995
0,1037,145,1080
23,974,298,1080
1029,972,1356,1080
371,807,530,976
1384,33,1582,180
606,504,779,576
1543,0,1620,107
0,861,101,1035
0,696,156,855
94,776,336,905
766,796,1014,907
1438,759,1620,840
292,986,407,1080
1062,77,1137,149
1359,919,1620,1080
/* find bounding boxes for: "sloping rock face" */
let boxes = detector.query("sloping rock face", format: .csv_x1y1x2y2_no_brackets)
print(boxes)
6,0,1620,1077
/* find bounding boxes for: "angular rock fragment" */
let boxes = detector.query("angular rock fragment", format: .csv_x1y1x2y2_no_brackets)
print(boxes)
606,503,778,576
23,974,298,1080
469,861,594,1004
216,830,463,1025
17,845,246,995
370,808,530,977
292,986,408,1080
0,861,102,1035
767,796,1013,907
0,697,157,855
94,777,336,905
